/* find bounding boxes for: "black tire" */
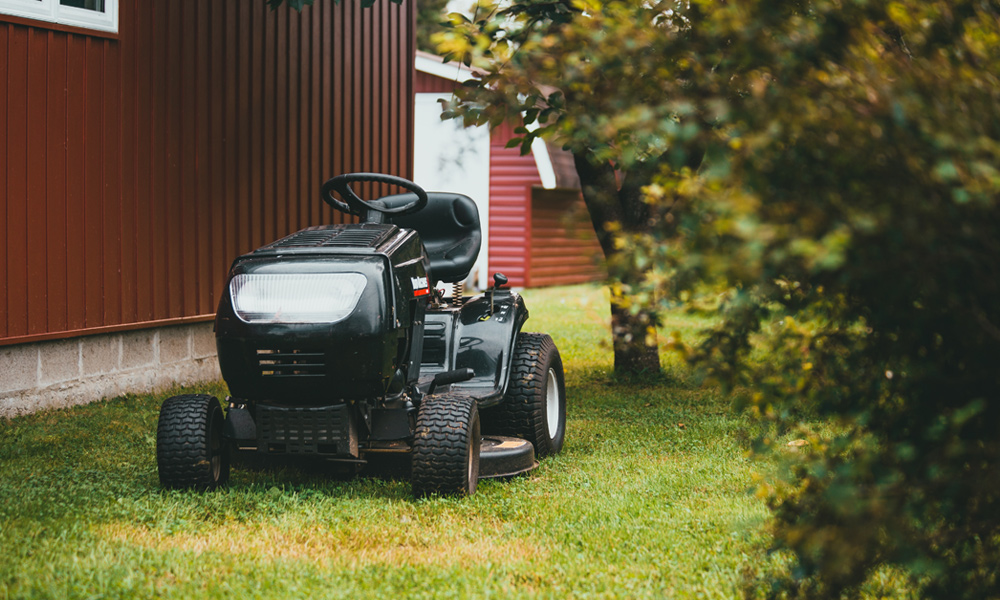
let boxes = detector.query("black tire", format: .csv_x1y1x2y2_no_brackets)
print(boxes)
411,394,481,497
156,394,230,490
482,333,566,458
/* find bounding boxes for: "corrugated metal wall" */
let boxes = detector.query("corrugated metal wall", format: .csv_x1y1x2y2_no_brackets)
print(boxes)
529,188,605,287
0,0,415,345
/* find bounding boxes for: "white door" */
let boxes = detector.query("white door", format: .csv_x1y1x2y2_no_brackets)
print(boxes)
413,93,491,290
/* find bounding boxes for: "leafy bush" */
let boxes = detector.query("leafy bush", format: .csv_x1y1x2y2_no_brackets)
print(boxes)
286,0,998,592
627,1,1000,597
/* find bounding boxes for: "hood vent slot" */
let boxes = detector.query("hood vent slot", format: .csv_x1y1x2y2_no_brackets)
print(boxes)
260,225,396,251
256,348,325,377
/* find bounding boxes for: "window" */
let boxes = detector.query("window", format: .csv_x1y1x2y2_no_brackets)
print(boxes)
0,0,117,33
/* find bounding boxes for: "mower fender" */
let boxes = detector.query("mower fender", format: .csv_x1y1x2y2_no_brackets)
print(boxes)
450,290,528,408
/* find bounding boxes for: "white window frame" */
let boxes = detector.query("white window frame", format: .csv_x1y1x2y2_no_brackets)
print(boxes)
0,0,117,33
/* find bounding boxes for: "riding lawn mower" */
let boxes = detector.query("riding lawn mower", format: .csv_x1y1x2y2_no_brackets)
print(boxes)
155,173,566,496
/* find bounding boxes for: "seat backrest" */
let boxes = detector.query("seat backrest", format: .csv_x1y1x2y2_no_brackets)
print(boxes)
380,192,481,284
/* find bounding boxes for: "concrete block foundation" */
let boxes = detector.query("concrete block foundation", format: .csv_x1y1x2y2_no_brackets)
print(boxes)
0,322,221,419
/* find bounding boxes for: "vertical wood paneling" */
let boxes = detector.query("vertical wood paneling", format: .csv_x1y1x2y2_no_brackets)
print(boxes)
149,1,167,320
308,4,321,227
0,25,9,339
1,0,415,344
379,6,389,198
83,37,104,327
300,8,312,231
404,5,415,169
104,38,123,325
274,7,287,240
65,34,86,331
361,5,372,188
195,0,212,315
26,29,48,334
208,0,225,311
46,32,68,333
178,1,196,318
133,0,151,323
317,1,329,226
163,3,179,318
331,0,343,223
489,123,539,288
349,0,360,174
7,26,29,337
248,0,263,255
292,10,302,230
222,2,234,304
415,70,457,94
262,8,276,247
232,0,248,264
119,6,137,325
388,8,398,182
208,1,220,309
529,188,605,287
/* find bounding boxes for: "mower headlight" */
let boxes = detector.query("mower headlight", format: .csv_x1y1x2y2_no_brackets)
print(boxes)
229,273,367,324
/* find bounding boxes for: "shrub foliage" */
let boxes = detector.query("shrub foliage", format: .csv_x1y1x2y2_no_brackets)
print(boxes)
444,0,1000,596
631,1,1000,597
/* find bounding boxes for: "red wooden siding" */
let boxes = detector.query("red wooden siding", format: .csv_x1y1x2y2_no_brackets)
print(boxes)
529,188,605,287
488,122,538,288
415,69,458,94
0,0,415,345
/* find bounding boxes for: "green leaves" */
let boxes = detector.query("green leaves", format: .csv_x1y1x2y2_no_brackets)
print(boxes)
635,1,1000,597
441,0,1000,595
441,5,1000,590
437,0,702,165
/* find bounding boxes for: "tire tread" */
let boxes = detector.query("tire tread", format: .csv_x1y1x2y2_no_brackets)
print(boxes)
411,394,480,496
482,333,565,457
156,394,229,490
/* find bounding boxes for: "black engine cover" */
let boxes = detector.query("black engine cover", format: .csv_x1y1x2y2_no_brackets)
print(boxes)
215,223,430,404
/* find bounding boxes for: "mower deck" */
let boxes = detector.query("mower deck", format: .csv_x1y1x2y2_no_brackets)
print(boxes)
479,436,538,479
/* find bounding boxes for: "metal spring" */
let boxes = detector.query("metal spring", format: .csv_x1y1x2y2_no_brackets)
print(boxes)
451,281,465,307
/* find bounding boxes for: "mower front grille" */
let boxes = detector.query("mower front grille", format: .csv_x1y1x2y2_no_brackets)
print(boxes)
256,349,325,377
256,404,357,456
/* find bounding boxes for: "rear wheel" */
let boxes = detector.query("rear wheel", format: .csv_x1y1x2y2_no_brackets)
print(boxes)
157,394,230,490
482,333,566,457
411,394,481,497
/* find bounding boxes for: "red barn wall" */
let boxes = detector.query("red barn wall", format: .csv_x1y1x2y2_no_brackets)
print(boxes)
529,188,605,286
0,0,415,346
488,122,540,288
415,69,457,94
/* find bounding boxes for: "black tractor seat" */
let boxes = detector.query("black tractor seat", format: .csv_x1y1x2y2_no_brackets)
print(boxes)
379,192,481,284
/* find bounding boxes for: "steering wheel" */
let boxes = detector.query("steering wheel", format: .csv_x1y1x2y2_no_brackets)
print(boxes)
321,173,429,218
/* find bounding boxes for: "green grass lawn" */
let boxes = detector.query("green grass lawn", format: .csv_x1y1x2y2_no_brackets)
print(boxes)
0,284,773,599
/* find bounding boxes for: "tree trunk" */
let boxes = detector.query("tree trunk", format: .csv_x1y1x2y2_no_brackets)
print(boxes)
573,152,661,377
610,289,661,375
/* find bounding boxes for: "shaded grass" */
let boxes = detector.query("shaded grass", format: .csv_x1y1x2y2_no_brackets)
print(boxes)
0,284,773,599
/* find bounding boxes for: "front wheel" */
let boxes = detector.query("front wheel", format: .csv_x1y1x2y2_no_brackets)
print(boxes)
411,394,481,497
156,394,229,490
482,333,566,458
